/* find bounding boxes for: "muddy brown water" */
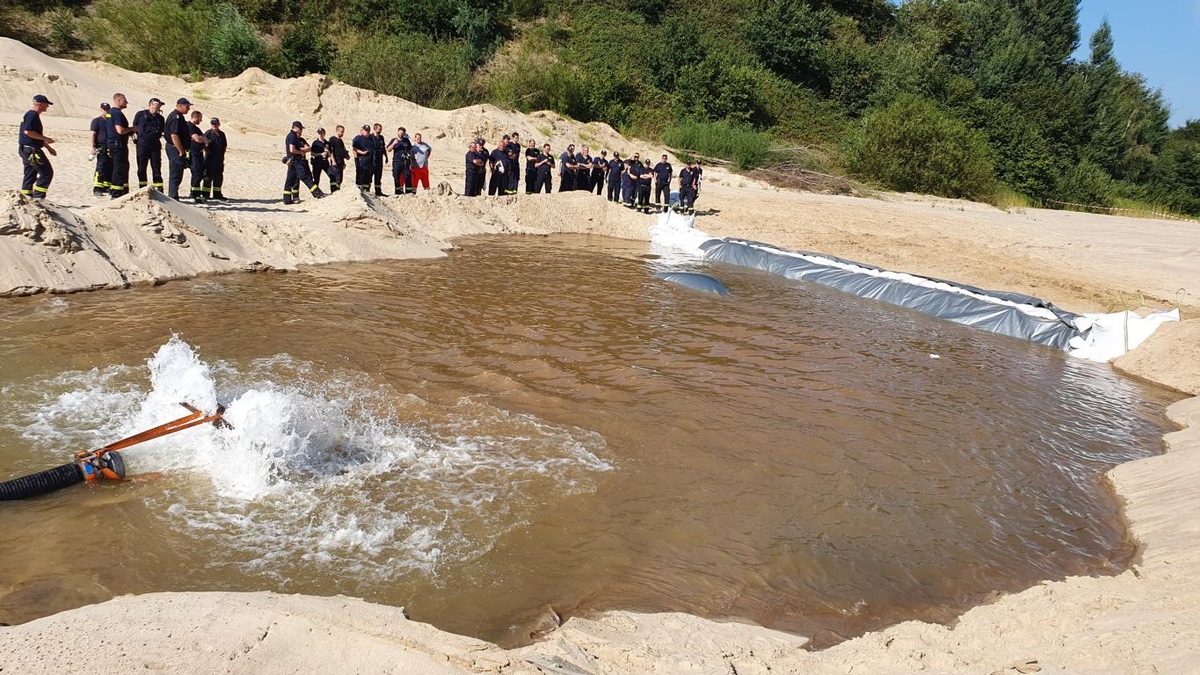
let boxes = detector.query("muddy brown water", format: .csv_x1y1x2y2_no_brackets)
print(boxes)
0,235,1182,646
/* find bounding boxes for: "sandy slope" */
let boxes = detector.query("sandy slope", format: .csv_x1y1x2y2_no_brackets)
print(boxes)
2,37,1200,674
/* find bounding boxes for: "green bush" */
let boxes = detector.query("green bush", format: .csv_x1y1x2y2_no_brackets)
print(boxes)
330,33,473,108
206,3,267,75
1053,160,1117,207
747,0,830,86
82,0,206,75
846,95,997,199
662,120,773,170
273,20,334,77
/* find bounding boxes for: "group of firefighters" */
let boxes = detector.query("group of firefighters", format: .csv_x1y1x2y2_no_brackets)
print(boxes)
20,94,703,213
83,95,227,203
279,122,435,204
462,133,704,213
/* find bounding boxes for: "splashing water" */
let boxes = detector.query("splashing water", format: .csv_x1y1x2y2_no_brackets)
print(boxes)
10,336,611,582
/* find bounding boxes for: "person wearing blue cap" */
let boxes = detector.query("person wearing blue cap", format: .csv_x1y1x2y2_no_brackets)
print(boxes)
90,102,112,196
653,154,673,212
19,95,57,199
202,117,226,200
164,98,192,200
283,121,324,204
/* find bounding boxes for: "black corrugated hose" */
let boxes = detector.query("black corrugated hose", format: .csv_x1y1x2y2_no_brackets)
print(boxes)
0,463,85,501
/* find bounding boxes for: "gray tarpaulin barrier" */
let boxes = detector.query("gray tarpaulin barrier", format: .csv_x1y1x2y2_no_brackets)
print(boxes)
699,238,1087,350
653,271,732,295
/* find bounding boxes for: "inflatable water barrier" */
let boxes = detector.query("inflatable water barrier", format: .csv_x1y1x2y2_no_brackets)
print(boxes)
648,212,1178,361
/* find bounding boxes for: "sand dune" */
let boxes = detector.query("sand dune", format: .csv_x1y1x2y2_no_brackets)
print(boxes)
2,37,1200,674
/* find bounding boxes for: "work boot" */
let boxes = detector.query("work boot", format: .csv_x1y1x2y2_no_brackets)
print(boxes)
283,196,294,205
312,188,326,199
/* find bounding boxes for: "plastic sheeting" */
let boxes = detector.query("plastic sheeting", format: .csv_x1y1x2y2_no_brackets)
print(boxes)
700,238,1086,350
653,271,732,295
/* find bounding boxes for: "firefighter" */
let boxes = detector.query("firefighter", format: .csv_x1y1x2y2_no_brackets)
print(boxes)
327,125,349,192
164,98,192,200
89,102,112,196
506,132,521,195
606,151,623,202
488,134,509,196
203,117,227,200
132,97,165,190
283,120,324,204
105,93,134,199
18,94,56,199
386,127,413,196
559,143,576,192
310,127,332,193
186,110,207,203
653,153,673,211
370,123,386,196
352,124,374,192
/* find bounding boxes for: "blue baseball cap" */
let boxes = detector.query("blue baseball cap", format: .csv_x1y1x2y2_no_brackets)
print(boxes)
33,94,53,105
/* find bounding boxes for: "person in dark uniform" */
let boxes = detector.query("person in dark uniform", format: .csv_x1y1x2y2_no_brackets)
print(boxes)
574,146,591,191
18,94,56,199
637,158,653,210
621,158,637,206
463,140,478,196
606,151,623,202
203,117,227,200
678,161,695,212
90,102,112,196
506,132,521,195
691,160,704,211
352,124,374,192
591,150,607,195
164,98,192,200
105,93,134,199
653,154,673,211
370,123,386,196
328,125,348,192
535,143,554,193
488,135,509,196
309,127,331,193
283,121,324,204
133,97,165,190
475,139,489,194
559,143,575,192
185,110,207,203
523,139,539,194
386,127,413,196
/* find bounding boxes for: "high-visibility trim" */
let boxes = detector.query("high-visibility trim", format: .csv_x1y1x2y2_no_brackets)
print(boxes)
20,189,32,195
33,185,48,193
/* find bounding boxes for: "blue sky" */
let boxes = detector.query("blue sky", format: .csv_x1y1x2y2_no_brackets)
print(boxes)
1074,0,1199,128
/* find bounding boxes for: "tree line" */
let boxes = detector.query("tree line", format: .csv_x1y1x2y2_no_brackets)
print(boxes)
7,0,1198,216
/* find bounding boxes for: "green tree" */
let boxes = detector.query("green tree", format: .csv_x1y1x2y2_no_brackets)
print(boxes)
206,3,267,75
846,94,996,199
747,0,830,87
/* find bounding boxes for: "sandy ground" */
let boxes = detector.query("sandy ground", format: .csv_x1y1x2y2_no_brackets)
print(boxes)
2,37,1200,674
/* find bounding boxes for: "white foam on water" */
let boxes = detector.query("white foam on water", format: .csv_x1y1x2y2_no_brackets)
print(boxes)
12,336,612,582
647,211,715,261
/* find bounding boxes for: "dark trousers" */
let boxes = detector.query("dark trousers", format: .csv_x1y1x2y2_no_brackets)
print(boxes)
93,147,112,192
392,163,411,194
166,145,187,199
621,183,634,204
355,159,372,191
189,149,206,200
655,181,670,206
638,181,651,206
136,141,163,189
507,165,520,194
19,146,53,198
312,160,330,191
488,170,506,196
559,171,574,192
330,163,343,192
607,181,621,202
372,157,384,193
679,188,695,209
535,170,551,193
525,165,537,193
108,144,130,197
285,158,317,202
203,156,224,197
590,171,604,195
575,171,590,191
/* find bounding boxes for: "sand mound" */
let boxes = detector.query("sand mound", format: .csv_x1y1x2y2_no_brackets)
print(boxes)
0,191,125,295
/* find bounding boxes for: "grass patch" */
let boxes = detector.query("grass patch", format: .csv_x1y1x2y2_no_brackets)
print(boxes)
661,120,773,170
988,185,1033,210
